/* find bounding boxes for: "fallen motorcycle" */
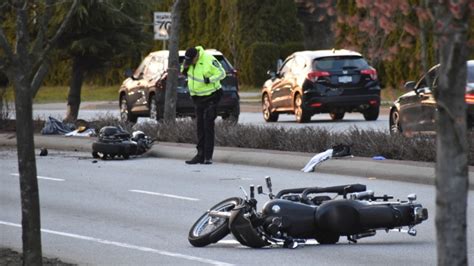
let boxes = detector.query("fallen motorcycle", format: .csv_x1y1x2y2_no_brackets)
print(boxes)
92,126,154,160
188,176,428,248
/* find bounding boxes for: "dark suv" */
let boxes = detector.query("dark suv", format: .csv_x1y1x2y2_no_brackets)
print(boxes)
390,61,474,134
119,49,240,123
261,49,381,123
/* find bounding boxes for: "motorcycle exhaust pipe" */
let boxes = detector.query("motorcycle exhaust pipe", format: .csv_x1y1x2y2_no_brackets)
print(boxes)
352,230,376,240
208,210,231,219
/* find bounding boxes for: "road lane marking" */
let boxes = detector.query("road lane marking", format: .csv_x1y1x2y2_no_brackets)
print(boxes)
129,189,199,201
218,239,319,245
10,173,65,182
0,221,233,266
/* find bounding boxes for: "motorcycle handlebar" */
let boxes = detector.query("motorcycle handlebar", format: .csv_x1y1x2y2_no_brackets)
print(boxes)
301,184,367,201
275,184,367,200
275,188,309,199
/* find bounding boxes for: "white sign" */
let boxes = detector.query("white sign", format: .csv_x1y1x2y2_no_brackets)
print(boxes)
154,12,171,40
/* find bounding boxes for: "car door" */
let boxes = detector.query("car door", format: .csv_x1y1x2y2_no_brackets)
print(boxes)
419,72,438,132
399,67,438,132
127,56,151,109
271,57,294,108
284,55,305,107
142,55,164,105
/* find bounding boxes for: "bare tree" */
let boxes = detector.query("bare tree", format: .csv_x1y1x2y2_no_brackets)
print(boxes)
0,0,78,264
434,1,470,265
164,0,181,122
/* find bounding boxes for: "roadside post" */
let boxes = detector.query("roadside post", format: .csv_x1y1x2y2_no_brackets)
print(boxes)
153,12,171,49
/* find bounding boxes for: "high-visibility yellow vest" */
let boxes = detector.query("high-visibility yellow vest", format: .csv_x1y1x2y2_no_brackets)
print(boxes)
184,46,226,96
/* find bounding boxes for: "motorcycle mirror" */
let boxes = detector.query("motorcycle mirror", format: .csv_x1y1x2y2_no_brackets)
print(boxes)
265,176,273,191
265,176,275,199
250,185,255,199
239,186,248,200
257,185,263,194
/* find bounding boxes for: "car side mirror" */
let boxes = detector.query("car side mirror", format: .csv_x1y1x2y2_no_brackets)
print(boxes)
404,81,416,91
267,70,276,80
276,59,283,70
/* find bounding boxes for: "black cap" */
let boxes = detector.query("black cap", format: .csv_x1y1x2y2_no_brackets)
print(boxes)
183,47,198,66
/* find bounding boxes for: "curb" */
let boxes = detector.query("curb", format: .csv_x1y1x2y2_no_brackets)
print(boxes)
1,133,473,189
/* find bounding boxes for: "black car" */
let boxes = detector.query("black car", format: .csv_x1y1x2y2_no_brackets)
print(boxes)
390,61,474,134
118,49,240,123
261,49,381,123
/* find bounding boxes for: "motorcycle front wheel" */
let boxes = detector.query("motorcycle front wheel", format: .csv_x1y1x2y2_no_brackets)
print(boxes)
188,197,243,247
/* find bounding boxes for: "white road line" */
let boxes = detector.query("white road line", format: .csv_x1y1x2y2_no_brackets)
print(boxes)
218,239,319,245
0,221,233,266
129,189,199,201
10,173,65,182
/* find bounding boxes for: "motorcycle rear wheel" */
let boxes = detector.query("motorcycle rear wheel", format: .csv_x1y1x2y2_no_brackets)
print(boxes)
315,232,340,244
188,197,243,247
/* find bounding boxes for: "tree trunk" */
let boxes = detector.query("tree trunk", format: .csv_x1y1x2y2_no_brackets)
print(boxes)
164,0,181,123
12,73,43,265
65,57,85,122
434,2,469,266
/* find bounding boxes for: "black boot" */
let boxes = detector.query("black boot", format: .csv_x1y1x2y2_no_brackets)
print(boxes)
202,159,213,165
185,155,204,164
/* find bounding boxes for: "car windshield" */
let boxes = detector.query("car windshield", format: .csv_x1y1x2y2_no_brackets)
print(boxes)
179,55,233,72
313,56,369,71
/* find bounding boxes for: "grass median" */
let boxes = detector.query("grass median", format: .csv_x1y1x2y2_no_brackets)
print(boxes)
88,114,474,165
4,85,119,103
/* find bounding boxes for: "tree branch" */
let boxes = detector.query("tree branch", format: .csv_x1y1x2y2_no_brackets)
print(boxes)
0,26,14,60
31,61,50,97
32,0,78,69
15,1,30,63
0,57,6,70
31,0,54,57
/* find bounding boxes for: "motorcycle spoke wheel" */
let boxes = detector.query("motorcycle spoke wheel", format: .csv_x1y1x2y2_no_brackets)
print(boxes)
188,197,243,247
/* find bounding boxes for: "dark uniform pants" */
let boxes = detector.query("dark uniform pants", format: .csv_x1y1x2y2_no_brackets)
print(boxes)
193,89,222,160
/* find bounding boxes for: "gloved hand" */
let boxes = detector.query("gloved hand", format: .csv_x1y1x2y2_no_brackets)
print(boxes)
204,77,210,84
181,67,189,76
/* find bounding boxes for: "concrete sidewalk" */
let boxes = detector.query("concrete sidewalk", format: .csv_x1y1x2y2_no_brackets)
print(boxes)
1,133,473,189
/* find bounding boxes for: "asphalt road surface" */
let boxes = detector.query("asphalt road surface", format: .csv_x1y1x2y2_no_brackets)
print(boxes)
20,101,390,132
2,148,472,265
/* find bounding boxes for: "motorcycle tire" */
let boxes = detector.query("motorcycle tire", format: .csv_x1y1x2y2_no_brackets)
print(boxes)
315,232,340,244
188,197,243,247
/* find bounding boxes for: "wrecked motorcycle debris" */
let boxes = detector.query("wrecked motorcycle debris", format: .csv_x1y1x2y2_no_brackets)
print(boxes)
92,126,154,160
188,176,428,248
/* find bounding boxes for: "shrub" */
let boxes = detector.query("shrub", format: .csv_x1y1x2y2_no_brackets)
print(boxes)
242,42,280,86
88,117,474,165
280,42,305,60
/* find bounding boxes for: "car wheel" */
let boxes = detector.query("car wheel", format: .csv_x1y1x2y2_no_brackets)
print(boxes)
363,106,379,121
294,94,310,123
120,96,137,123
390,109,402,134
262,93,279,122
330,112,345,121
222,105,240,124
149,96,160,121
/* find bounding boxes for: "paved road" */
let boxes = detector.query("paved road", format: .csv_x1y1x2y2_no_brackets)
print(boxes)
19,100,390,132
2,148,472,265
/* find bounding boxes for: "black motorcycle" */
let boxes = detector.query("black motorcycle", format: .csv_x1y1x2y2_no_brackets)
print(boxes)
188,176,428,248
92,126,154,160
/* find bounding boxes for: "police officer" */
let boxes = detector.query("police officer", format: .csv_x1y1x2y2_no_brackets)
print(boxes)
182,46,225,165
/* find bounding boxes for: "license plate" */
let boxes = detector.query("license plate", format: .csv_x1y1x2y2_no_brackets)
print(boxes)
338,76,352,83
